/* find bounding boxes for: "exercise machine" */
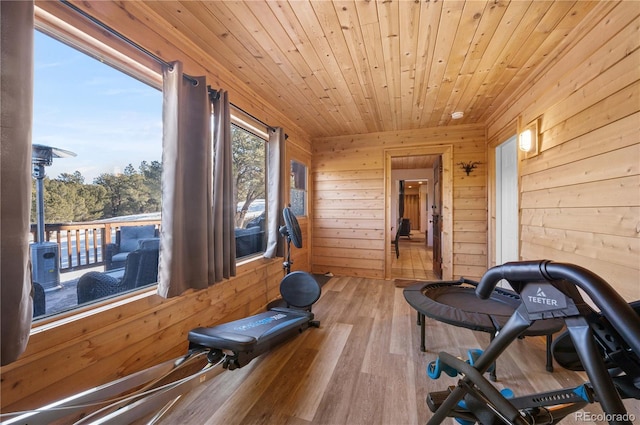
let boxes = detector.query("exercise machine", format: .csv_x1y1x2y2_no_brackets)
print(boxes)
403,279,564,380
1,208,320,425
424,260,639,425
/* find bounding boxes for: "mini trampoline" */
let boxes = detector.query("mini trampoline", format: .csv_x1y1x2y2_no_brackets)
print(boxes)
403,278,565,379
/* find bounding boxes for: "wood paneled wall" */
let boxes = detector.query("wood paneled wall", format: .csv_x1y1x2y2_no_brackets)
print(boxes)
486,3,639,301
311,125,487,280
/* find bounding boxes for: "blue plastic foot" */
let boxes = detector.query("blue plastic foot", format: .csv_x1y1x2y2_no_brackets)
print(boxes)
427,357,459,379
500,388,514,399
466,348,495,374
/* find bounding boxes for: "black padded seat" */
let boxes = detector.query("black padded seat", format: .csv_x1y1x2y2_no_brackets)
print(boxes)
188,307,314,369
280,271,321,309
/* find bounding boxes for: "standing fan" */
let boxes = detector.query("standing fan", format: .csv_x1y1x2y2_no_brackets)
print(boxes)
271,207,321,311
279,206,302,274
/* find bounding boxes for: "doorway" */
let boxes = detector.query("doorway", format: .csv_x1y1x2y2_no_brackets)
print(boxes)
393,176,433,280
385,146,453,281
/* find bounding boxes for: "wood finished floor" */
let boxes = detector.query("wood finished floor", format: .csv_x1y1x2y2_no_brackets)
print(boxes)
391,231,438,281
155,276,638,425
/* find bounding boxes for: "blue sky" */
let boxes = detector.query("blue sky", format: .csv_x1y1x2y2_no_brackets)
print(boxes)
33,30,162,182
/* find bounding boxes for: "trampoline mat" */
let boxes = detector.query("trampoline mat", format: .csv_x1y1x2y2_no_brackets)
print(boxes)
428,286,518,316
404,280,564,336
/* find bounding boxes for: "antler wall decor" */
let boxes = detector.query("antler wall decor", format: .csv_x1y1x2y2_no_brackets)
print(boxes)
457,161,481,176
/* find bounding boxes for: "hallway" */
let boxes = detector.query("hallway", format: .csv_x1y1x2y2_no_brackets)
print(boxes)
391,231,438,281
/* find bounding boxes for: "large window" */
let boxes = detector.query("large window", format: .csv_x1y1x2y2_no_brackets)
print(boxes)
31,30,162,319
232,123,267,259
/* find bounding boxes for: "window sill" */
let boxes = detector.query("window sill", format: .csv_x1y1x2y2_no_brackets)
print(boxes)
236,254,273,273
30,286,160,335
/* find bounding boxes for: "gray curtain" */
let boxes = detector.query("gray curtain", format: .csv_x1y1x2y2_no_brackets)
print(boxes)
1,0,34,365
157,62,215,297
264,128,286,258
211,90,236,281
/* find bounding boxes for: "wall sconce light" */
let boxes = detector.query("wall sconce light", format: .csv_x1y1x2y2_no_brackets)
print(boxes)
457,161,480,176
518,117,540,157
519,129,533,152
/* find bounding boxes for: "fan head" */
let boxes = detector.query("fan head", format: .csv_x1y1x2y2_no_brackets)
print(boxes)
283,207,302,249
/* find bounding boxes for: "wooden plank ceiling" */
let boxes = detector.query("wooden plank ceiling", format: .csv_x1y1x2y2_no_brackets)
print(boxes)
119,1,598,138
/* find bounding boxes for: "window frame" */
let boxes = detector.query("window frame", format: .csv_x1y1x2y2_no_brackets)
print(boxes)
28,5,287,327
31,13,164,324
35,6,163,90
289,159,308,218
230,113,269,261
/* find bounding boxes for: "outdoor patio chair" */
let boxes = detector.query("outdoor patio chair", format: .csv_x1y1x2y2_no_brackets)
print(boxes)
105,224,158,270
235,213,265,258
78,244,159,304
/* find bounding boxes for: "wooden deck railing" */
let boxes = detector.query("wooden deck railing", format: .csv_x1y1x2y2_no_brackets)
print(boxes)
29,219,161,273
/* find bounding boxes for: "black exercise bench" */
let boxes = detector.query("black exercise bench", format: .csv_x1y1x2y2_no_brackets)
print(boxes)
188,306,319,370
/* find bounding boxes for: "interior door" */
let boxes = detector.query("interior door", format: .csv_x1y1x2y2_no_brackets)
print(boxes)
432,155,443,278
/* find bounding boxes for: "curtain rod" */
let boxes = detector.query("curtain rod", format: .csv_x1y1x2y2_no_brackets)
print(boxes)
59,0,199,86
227,95,289,139
210,89,277,133
210,87,289,139
234,103,276,133
61,0,286,139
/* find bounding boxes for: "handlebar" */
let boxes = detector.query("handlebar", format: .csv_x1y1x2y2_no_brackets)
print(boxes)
476,260,552,298
476,260,640,357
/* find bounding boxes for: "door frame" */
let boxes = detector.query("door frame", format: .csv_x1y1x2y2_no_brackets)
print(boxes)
495,135,519,265
432,155,443,278
384,145,453,280
487,120,521,268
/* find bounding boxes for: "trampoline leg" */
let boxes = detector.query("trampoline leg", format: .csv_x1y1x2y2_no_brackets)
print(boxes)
420,313,426,352
546,334,554,372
